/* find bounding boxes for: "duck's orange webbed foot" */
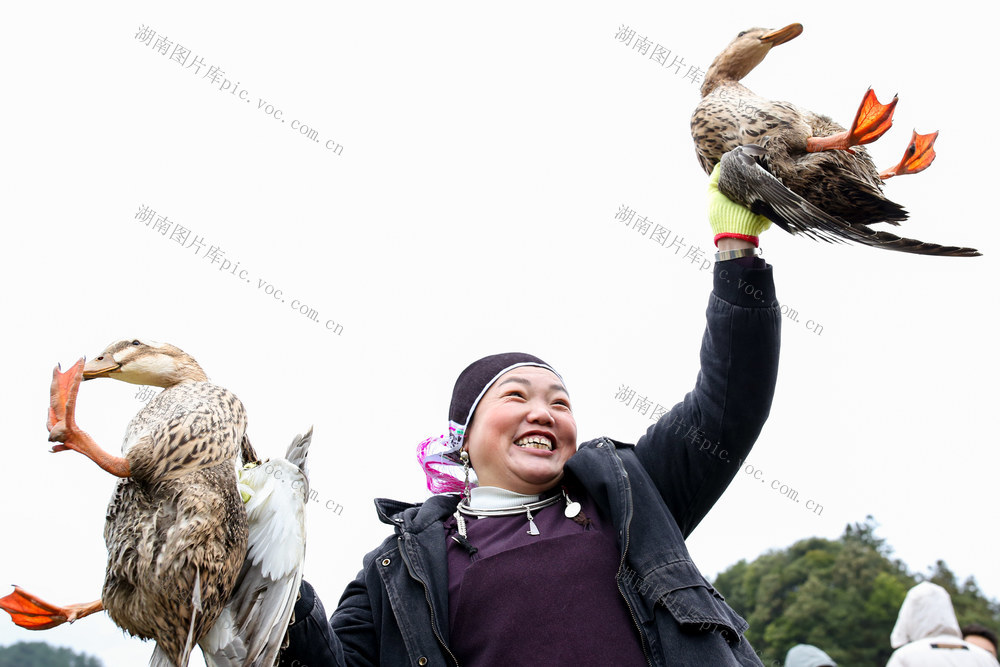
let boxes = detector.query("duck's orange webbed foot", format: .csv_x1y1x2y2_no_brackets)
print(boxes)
47,360,84,452
46,360,130,477
807,88,898,153
879,130,938,180
0,586,103,630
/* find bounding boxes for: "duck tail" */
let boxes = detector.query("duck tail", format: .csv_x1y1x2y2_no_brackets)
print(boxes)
827,182,908,226
285,426,313,476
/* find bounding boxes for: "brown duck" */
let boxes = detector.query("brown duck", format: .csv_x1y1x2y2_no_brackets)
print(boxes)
0,339,311,666
692,23,980,257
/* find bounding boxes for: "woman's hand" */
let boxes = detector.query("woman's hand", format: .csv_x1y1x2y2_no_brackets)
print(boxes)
708,162,771,248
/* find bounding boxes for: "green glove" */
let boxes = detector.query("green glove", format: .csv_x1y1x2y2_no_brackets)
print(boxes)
708,162,771,246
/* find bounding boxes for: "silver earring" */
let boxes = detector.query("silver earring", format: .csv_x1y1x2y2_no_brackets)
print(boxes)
460,450,471,502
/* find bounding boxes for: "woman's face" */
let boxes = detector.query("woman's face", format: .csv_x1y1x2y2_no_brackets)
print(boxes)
464,366,577,495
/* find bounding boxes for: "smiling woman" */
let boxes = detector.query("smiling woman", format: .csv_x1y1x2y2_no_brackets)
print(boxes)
274,172,783,667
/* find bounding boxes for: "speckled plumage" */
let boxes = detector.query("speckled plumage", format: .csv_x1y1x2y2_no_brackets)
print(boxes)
692,81,906,227
102,380,253,665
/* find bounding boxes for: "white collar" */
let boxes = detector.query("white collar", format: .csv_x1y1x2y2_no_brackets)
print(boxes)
467,486,544,510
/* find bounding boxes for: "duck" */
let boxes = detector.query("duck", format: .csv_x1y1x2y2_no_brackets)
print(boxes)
0,339,311,667
691,23,980,257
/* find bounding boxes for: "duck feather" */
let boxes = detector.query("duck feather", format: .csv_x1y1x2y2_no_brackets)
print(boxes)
200,428,312,667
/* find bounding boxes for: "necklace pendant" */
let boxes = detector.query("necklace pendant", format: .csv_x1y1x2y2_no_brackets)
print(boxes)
525,508,540,536
562,488,582,518
564,501,582,518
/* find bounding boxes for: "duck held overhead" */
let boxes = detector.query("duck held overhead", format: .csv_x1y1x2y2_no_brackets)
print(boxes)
692,23,980,257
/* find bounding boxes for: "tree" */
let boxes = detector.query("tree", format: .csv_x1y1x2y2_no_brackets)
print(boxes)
0,641,104,667
713,517,1000,665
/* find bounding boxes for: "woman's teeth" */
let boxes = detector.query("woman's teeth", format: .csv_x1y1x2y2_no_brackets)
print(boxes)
515,435,553,451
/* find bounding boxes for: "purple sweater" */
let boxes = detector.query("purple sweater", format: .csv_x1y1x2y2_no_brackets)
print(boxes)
443,487,648,665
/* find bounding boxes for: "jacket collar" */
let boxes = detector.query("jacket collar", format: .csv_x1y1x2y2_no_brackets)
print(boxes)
374,493,461,534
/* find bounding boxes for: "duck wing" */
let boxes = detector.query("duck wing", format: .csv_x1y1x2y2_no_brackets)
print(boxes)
199,427,312,667
718,145,981,257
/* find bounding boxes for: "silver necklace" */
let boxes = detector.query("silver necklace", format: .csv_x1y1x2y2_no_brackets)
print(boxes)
454,489,582,538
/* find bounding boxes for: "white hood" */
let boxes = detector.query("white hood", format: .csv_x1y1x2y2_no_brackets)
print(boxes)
890,581,962,649
785,644,837,667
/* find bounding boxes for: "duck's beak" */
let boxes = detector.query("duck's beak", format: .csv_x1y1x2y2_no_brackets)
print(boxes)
760,23,803,47
82,355,120,380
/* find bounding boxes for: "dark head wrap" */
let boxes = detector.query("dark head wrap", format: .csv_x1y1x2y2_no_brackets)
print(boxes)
417,352,563,493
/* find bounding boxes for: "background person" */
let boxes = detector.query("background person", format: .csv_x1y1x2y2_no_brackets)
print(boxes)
962,624,999,660
785,643,837,667
886,582,998,666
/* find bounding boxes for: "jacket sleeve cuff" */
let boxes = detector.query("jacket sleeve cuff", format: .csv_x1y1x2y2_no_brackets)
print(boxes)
290,579,318,628
713,257,776,308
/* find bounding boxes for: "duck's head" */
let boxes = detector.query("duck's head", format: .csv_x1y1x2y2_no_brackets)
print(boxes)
701,23,802,96
82,339,208,388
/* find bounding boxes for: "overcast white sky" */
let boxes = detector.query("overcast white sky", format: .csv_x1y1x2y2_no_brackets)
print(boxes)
2,3,996,665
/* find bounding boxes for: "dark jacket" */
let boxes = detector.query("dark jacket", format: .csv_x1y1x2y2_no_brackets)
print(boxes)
280,258,781,667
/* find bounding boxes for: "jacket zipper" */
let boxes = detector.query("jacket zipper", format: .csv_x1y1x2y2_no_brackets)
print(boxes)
400,534,461,667
605,438,655,667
